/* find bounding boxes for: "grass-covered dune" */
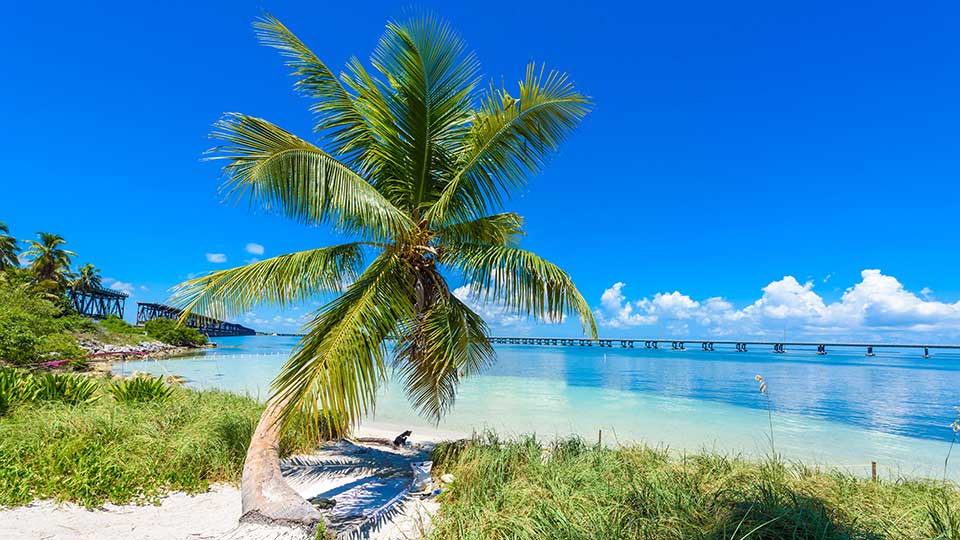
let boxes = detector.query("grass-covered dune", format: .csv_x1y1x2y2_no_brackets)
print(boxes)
430,435,960,540
0,371,315,508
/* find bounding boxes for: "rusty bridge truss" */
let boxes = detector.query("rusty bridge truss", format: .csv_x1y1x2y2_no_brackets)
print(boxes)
136,302,256,337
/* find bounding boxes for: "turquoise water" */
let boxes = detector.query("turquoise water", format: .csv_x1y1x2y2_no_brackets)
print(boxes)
115,335,960,479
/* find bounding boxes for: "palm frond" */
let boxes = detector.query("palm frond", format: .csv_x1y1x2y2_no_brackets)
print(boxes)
443,244,598,337
370,14,481,211
253,14,377,168
207,113,414,241
427,63,591,225
395,288,494,421
436,212,523,247
169,243,367,321
271,252,416,437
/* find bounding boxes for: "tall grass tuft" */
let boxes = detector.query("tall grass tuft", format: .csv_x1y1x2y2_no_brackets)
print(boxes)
108,375,177,403
430,433,960,540
0,388,318,507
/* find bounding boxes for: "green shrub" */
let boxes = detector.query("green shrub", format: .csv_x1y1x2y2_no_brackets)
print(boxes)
100,315,142,335
0,284,86,365
0,317,41,363
59,314,98,333
0,368,37,416
36,333,85,360
143,318,208,347
109,376,177,403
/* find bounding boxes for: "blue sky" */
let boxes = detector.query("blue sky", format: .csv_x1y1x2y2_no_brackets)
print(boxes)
2,1,959,340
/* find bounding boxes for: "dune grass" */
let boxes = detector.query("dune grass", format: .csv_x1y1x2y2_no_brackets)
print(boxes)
0,382,316,508
430,434,960,540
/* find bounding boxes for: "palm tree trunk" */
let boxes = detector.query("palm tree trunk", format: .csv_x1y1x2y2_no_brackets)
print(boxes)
240,396,325,529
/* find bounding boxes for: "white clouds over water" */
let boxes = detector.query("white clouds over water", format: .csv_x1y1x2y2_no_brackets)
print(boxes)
595,270,960,341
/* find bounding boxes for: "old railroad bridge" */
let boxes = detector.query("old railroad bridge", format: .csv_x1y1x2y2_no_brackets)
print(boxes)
136,302,256,337
488,336,960,357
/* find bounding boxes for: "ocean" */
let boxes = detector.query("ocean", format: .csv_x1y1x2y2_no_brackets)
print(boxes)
114,335,960,480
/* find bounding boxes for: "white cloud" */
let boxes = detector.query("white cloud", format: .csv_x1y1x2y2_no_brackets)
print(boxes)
205,253,227,263
595,270,960,341
245,243,264,256
103,278,136,295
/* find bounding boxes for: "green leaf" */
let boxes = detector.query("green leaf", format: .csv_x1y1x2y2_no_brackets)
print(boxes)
207,113,414,241
443,244,597,338
427,63,591,225
169,243,367,321
270,252,416,437
395,291,494,421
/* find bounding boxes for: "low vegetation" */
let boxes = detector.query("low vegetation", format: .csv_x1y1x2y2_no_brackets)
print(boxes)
430,434,960,540
143,317,208,347
0,368,318,507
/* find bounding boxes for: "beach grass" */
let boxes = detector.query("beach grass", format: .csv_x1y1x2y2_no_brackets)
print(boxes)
0,383,317,508
430,434,960,540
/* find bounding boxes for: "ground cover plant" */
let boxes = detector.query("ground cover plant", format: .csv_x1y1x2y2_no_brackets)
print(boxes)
0,369,316,507
430,434,960,540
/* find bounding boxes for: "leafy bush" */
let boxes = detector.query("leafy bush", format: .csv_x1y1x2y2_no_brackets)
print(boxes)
36,333,85,360
59,314,98,333
143,318,208,347
100,315,142,335
109,375,177,403
0,284,84,364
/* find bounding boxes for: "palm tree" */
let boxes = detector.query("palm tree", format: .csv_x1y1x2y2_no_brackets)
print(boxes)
0,222,18,270
71,263,102,292
22,232,76,290
172,13,596,528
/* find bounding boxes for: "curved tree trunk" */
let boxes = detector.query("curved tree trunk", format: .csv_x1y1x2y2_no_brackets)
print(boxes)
240,396,325,528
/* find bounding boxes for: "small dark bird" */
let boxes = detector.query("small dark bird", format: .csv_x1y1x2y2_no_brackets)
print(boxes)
393,430,413,446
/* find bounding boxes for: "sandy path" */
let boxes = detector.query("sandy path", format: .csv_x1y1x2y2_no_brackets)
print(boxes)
0,426,445,540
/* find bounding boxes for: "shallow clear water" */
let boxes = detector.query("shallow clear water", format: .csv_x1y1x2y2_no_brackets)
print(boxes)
115,335,960,479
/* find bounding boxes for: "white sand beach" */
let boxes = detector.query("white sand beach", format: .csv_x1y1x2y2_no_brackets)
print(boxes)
0,425,446,540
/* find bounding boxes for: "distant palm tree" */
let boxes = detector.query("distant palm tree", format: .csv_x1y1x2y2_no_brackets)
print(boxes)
173,13,596,526
71,263,102,292
0,222,18,270
22,233,76,290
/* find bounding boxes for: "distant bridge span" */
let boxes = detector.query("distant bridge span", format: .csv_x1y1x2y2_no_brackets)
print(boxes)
488,337,960,358
136,302,256,337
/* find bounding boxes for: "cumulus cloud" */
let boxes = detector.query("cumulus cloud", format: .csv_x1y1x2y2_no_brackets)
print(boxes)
205,253,227,263
245,243,264,255
594,270,960,341
103,278,136,295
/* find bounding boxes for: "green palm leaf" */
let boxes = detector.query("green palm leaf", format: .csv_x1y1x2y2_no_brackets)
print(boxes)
444,244,598,337
207,113,413,241
427,63,591,225
270,252,416,436
170,243,367,321
253,14,377,169
436,212,523,247
395,291,493,421
370,14,480,211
